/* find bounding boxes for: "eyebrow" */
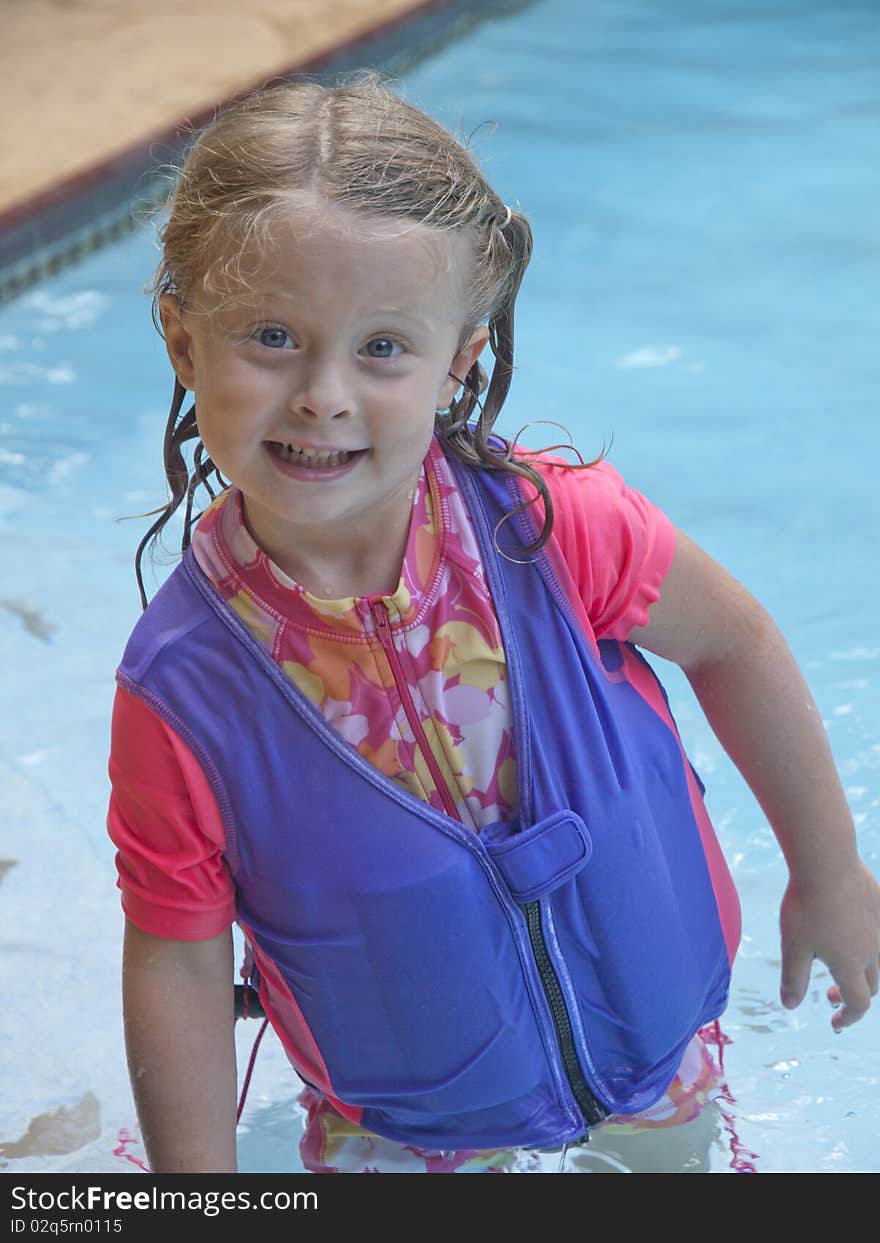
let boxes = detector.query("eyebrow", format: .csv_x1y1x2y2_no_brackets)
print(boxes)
370,307,439,333
240,300,442,335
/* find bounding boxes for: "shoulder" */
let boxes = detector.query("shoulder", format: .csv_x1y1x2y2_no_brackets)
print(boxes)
512,443,630,507
512,444,668,545
119,553,218,683
511,444,677,641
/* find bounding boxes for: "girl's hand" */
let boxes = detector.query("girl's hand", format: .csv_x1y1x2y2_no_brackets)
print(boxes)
779,861,880,1030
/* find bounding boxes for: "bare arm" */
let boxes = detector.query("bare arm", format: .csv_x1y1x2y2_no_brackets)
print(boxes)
122,920,238,1172
630,529,880,1028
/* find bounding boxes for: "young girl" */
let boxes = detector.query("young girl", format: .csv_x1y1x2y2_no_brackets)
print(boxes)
107,72,880,1175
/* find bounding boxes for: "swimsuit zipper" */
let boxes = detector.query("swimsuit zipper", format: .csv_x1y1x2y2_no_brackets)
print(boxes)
370,600,462,821
371,596,606,1135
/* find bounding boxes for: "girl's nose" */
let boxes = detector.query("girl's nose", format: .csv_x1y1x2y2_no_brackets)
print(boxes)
288,357,351,420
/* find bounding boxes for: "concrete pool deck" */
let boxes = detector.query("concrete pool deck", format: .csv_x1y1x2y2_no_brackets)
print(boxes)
0,0,492,295
0,0,449,223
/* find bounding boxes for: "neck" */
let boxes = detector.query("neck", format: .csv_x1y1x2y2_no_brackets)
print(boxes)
241,483,418,600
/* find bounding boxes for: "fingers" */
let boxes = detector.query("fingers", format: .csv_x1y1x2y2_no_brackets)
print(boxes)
780,939,814,1010
826,969,873,1031
867,959,880,998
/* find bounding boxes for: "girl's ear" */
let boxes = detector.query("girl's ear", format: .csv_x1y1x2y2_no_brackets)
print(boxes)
159,294,196,390
438,325,490,409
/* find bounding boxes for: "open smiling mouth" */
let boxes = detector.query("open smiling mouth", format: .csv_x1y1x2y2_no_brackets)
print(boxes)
266,441,368,471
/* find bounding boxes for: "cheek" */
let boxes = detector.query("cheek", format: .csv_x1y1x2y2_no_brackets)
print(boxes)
193,416,228,464
197,364,255,406
194,365,272,432
191,386,245,456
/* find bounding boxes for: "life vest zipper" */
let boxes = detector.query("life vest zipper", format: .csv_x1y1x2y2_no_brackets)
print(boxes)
371,597,607,1134
444,456,614,1135
524,902,609,1128
370,600,462,821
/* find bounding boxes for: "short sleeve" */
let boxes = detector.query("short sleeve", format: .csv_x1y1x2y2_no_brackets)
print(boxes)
107,684,236,940
518,453,676,641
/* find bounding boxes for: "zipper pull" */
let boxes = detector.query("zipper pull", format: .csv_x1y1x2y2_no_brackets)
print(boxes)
370,598,392,640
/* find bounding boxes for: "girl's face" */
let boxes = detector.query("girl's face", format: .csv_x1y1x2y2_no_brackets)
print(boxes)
160,198,487,585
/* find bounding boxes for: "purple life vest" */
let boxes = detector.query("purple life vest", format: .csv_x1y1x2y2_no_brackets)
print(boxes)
117,458,735,1150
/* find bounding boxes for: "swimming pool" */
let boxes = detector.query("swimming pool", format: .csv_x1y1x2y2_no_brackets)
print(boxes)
1,0,878,1174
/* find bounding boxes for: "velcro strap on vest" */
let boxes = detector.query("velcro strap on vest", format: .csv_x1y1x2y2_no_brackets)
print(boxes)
484,810,592,904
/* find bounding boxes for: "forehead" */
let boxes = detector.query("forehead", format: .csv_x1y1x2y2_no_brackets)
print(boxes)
202,196,473,319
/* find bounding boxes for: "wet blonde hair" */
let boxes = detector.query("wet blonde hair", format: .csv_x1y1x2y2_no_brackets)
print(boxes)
137,71,588,606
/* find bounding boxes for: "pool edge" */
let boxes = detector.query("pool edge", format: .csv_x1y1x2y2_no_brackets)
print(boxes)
0,0,529,303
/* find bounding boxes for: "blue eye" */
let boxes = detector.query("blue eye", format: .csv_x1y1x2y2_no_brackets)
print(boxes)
257,326,292,349
364,337,401,359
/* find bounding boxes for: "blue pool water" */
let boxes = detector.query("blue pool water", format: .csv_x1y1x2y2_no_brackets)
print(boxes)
1,0,878,1173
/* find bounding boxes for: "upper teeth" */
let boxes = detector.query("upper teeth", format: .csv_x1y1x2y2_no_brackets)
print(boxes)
279,443,352,465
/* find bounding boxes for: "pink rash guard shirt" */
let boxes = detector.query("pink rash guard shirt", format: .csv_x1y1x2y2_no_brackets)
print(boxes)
108,440,732,1148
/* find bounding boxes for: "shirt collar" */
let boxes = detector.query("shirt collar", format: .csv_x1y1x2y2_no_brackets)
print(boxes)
195,439,447,635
